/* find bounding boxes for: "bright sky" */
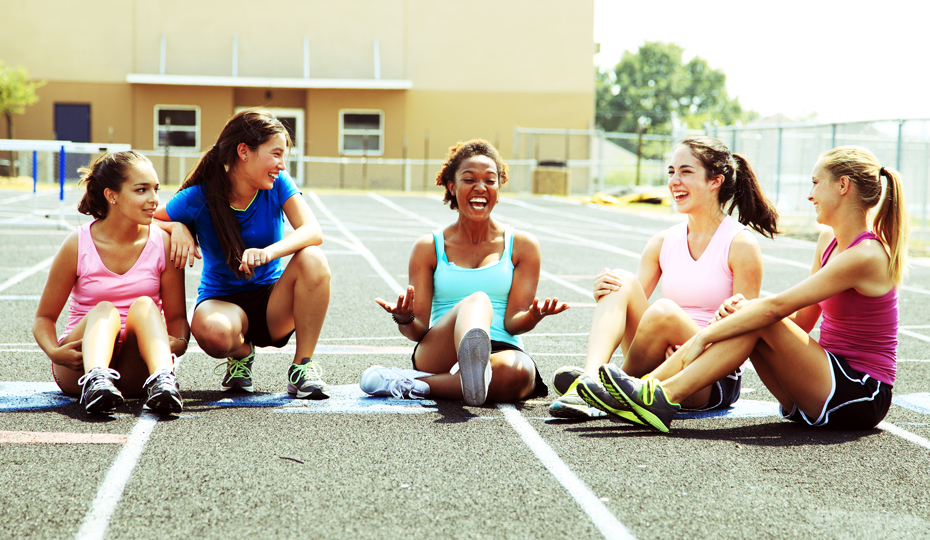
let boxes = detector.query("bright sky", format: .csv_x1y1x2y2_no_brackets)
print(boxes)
593,0,929,124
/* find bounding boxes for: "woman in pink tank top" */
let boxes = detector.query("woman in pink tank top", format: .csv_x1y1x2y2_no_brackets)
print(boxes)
601,146,907,432
33,151,189,416
553,136,779,421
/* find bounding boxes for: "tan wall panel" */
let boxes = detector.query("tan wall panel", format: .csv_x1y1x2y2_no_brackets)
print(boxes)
0,0,133,82
131,86,234,150
404,90,593,159
304,89,406,158
233,88,307,110
131,0,406,79
405,0,595,93
9,82,132,143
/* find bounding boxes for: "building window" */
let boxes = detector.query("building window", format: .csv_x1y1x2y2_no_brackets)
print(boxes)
154,106,200,149
339,110,383,155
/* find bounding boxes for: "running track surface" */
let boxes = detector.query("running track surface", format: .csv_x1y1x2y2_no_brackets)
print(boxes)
1,188,929,540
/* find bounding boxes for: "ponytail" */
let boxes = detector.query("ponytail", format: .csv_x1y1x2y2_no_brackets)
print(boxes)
874,167,909,283
78,151,152,219
677,136,780,238
179,109,291,278
819,146,909,284
727,153,779,238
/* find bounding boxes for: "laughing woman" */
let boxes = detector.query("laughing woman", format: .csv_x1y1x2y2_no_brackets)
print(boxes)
359,139,568,405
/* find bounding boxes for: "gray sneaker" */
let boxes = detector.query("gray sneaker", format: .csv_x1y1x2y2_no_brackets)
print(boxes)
576,375,639,425
552,365,584,396
548,383,607,419
287,358,329,399
216,343,255,393
77,368,123,414
599,364,680,433
458,328,492,406
142,370,183,415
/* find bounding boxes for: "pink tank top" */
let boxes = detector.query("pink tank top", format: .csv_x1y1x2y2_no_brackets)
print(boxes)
64,221,166,340
659,215,746,328
817,231,897,385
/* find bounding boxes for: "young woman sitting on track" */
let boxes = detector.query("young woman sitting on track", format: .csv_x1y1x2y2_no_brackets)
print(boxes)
34,151,189,415
154,109,332,399
551,135,779,420
360,139,568,405
600,146,907,433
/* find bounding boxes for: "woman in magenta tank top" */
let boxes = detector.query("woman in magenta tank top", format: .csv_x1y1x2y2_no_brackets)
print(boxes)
554,136,779,421
33,152,189,416
602,146,908,432
362,140,568,405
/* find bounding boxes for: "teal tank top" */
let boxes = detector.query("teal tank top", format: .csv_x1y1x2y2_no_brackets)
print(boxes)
430,226,523,349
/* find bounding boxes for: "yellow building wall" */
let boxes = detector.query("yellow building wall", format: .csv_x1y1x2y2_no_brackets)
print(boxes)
16,82,132,143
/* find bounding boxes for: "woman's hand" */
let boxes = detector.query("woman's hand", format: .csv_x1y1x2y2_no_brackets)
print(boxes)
665,344,680,360
593,268,624,302
168,222,201,269
528,297,570,321
50,340,83,371
239,248,272,277
375,285,416,325
711,293,747,324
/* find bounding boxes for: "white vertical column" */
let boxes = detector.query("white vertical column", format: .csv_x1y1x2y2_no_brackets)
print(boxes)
373,38,381,80
159,33,166,75
304,36,310,78
232,35,239,77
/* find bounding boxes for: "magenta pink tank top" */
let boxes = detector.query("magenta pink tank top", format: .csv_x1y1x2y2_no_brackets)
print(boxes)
817,231,897,385
64,221,166,340
659,215,746,328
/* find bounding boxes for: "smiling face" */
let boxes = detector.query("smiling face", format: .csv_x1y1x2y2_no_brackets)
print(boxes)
105,162,160,224
808,160,841,225
667,144,721,214
449,154,499,220
239,132,288,190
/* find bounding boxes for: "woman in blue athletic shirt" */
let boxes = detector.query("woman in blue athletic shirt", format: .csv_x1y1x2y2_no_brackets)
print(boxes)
155,109,331,399
360,140,568,405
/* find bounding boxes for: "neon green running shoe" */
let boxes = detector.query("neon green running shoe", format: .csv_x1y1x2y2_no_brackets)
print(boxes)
288,358,329,400
599,364,680,433
552,365,584,396
576,375,641,425
215,344,255,393
548,377,607,420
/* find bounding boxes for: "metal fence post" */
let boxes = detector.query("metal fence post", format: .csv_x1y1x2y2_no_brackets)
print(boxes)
896,120,903,171
775,127,783,205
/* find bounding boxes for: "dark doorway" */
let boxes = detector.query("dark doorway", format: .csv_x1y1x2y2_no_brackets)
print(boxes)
54,104,91,142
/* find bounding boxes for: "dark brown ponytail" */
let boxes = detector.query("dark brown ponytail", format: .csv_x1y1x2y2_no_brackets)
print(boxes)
179,109,292,278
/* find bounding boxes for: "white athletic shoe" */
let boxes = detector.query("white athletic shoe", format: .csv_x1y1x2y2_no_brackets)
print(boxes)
458,328,492,406
359,365,431,399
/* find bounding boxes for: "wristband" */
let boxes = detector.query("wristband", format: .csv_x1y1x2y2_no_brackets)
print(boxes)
392,313,415,326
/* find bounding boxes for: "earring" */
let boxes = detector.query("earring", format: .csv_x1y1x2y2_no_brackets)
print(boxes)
110,200,115,205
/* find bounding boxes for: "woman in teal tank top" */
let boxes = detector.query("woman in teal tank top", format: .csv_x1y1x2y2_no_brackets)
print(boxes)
362,140,568,405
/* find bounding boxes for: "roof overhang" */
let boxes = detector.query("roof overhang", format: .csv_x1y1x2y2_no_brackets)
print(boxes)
126,73,412,90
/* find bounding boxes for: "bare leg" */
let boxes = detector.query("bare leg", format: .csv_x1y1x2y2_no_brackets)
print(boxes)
582,270,650,377
109,297,175,397
191,300,251,359
52,302,120,395
266,246,331,363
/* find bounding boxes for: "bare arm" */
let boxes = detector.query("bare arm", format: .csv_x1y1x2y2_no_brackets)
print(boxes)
504,231,569,335
32,232,82,370
157,229,190,357
593,231,664,302
239,194,323,276
153,206,200,269
375,235,436,342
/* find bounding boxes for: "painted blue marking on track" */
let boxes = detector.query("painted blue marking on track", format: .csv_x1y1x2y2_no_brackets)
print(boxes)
892,393,930,416
676,399,781,419
0,382,74,411
207,385,438,414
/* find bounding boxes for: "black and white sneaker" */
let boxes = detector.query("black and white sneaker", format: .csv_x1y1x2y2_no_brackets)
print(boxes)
142,369,183,415
458,328,492,406
77,368,124,414
287,358,329,399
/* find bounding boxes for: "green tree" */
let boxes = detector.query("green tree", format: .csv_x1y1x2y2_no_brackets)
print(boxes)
596,41,753,135
0,61,45,140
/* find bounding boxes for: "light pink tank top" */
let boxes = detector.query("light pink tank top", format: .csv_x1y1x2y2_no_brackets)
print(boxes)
659,215,746,328
817,231,897,385
64,221,166,340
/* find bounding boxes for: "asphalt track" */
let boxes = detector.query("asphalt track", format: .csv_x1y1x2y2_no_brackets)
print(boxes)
2,187,929,540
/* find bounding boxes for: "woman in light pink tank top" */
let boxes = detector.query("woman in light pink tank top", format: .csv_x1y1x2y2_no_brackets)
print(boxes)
603,146,908,432
554,136,779,421
33,151,190,416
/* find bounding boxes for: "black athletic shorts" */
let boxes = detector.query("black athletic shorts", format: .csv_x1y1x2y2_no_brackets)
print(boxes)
679,370,742,413
781,351,892,429
197,283,294,349
411,335,549,399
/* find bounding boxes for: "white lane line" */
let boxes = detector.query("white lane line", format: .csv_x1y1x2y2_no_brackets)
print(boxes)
309,192,404,295
500,197,658,236
500,404,637,540
899,329,930,343
0,255,55,293
878,421,930,452
74,412,159,540
496,212,643,260
541,269,593,299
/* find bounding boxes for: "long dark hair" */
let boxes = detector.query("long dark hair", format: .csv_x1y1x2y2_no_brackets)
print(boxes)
678,136,780,238
179,109,292,277
78,151,152,219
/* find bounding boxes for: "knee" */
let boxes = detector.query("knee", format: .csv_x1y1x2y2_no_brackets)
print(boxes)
640,299,681,332
191,318,240,357
601,269,643,301
462,291,492,310
127,296,159,318
88,301,118,317
293,246,331,288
